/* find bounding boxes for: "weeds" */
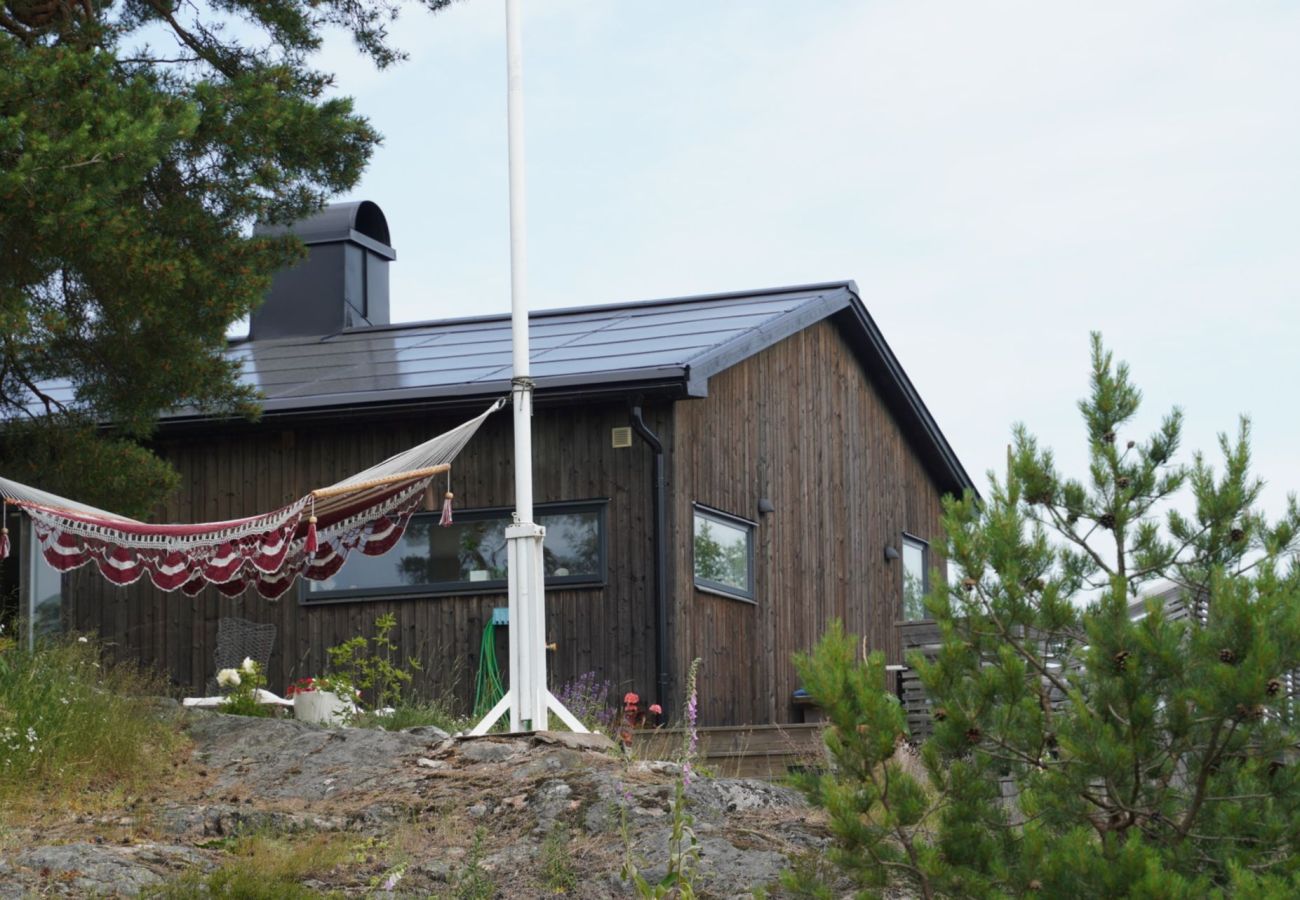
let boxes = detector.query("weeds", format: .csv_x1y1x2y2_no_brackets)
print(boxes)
540,823,579,894
351,698,470,734
446,827,495,900
620,658,702,899
144,830,353,899
0,632,182,809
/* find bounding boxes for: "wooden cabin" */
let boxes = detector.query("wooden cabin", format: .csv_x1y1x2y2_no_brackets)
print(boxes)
3,202,974,727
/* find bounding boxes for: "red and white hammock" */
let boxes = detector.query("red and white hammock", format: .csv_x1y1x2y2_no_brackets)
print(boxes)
0,400,503,600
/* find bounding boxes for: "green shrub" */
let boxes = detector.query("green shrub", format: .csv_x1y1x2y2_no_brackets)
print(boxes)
218,659,273,718
325,613,420,710
0,632,181,806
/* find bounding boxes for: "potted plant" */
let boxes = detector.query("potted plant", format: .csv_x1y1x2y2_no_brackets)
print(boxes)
286,676,357,725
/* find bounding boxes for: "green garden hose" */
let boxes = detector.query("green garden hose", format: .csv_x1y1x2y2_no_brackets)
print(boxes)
472,620,505,718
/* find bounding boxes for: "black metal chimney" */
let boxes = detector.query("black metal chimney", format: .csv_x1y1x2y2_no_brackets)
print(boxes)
251,201,396,339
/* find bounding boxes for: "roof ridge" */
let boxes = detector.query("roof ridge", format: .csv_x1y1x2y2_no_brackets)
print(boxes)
319,281,857,338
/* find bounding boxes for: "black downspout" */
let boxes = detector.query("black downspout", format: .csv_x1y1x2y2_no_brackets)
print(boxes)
629,401,670,718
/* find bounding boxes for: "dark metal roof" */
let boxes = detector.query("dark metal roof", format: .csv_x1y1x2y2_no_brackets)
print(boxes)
31,281,976,495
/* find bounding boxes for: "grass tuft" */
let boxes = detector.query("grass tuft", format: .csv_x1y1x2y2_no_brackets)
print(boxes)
0,632,183,810
352,698,471,734
144,830,354,899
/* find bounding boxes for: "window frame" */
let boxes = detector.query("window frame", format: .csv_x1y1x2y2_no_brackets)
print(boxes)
691,503,757,603
298,499,608,606
901,532,930,622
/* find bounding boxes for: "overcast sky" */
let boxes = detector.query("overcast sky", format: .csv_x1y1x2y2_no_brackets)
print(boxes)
322,0,1298,521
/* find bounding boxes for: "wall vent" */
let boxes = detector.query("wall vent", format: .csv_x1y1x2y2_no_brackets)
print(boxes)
611,426,633,449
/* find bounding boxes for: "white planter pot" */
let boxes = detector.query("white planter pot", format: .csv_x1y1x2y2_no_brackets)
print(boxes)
293,690,354,725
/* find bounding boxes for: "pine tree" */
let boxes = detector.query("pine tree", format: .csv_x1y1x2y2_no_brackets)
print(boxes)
791,334,1300,898
0,1,451,516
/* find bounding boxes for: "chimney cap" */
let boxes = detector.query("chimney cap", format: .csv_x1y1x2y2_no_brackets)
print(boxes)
255,200,393,257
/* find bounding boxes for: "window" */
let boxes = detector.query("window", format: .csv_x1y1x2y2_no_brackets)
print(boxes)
902,534,929,621
693,505,755,601
302,501,606,603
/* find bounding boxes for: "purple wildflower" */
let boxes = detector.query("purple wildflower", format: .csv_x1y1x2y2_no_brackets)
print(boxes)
681,658,702,786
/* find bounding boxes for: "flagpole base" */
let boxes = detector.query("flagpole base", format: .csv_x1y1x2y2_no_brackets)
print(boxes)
467,525,589,736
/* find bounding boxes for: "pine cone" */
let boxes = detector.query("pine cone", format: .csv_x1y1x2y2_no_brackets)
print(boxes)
1267,678,1283,697
1098,513,1116,530
1230,527,1245,543
933,707,947,721
1103,431,1116,444
1113,649,1131,672
1116,476,1131,489
964,727,982,744
962,577,977,592
1028,880,1043,892
1219,648,1237,664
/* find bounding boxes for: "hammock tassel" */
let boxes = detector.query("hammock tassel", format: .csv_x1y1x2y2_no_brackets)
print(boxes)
440,492,454,528
305,515,318,558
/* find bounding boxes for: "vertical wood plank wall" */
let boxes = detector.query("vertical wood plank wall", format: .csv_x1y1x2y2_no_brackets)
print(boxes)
669,320,950,727
65,402,667,715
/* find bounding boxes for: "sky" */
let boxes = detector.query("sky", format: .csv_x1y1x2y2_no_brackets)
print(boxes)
318,0,1299,521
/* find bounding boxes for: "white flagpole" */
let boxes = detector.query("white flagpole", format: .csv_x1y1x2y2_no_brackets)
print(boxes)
471,0,586,736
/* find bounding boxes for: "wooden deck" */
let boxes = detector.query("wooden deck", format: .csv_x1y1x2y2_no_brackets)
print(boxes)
627,723,828,780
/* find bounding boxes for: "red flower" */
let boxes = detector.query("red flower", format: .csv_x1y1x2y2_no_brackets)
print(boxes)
623,692,640,706
286,677,318,697
648,704,662,716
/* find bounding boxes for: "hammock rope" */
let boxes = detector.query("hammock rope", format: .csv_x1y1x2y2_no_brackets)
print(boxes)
0,398,505,599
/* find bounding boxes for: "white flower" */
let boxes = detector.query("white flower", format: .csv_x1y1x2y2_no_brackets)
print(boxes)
77,636,88,643
241,657,256,674
216,668,242,688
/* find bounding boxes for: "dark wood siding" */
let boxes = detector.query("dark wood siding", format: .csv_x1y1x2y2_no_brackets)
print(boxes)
668,320,950,727
65,401,669,715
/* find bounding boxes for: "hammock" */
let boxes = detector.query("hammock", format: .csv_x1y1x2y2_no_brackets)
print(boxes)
0,400,504,600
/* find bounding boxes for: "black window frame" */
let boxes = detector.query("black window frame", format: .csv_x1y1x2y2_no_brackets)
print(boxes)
691,503,756,603
298,499,608,606
901,532,930,622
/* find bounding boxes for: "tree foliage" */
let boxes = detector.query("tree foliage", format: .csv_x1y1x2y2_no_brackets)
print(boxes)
0,0,451,516
791,334,1300,898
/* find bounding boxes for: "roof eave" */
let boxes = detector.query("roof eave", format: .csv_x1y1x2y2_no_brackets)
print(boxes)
834,288,978,499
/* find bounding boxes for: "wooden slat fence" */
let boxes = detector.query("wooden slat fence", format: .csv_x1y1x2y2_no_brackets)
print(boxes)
629,723,827,780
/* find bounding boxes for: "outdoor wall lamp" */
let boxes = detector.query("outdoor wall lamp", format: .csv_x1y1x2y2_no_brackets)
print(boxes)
883,544,900,562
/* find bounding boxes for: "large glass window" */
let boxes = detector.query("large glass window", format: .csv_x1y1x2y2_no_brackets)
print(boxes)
303,501,606,603
693,505,755,601
902,534,929,621
27,522,62,646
